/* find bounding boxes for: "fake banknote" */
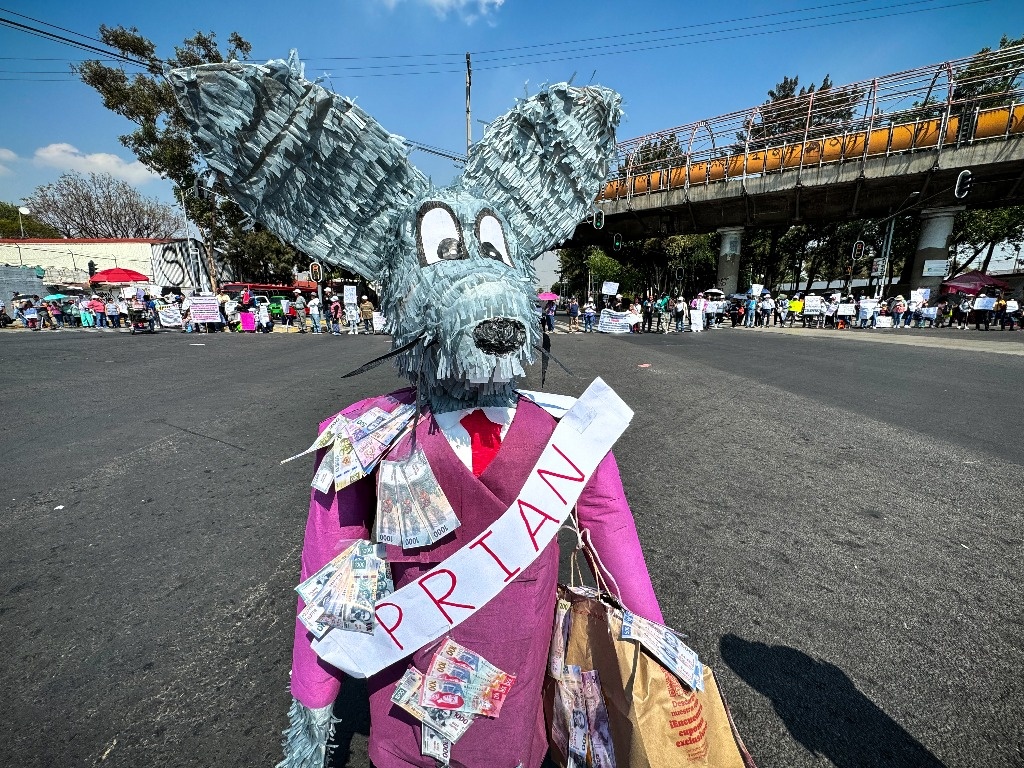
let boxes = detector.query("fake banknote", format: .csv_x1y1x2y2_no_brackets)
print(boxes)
620,610,703,692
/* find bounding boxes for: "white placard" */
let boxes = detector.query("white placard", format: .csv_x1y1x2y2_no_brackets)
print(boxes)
803,296,824,314
597,309,636,333
920,307,938,319
372,311,386,333
689,308,704,331
1007,300,1020,313
837,303,856,316
858,300,879,320
875,316,893,328
600,281,619,296
749,284,763,298
344,285,358,305
922,260,947,277
311,378,633,678
910,288,931,304
973,297,997,311
188,296,221,323
158,306,183,327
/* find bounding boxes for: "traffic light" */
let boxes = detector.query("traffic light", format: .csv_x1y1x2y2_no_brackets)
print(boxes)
851,240,865,261
309,261,323,283
87,260,96,277
613,233,622,251
954,169,973,199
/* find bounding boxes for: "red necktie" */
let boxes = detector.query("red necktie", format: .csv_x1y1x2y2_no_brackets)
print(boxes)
460,409,503,477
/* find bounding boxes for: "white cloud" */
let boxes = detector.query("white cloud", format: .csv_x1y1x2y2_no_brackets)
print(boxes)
32,143,157,185
0,147,16,176
379,0,505,22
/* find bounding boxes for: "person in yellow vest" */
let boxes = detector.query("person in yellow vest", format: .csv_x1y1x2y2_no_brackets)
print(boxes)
788,295,804,327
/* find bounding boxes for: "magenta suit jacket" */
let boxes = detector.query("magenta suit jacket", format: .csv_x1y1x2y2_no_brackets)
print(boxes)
291,389,663,768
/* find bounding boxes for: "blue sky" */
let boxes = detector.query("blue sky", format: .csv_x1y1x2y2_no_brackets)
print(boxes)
1,0,1022,208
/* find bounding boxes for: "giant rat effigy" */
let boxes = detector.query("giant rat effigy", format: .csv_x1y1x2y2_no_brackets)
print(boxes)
169,54,670,768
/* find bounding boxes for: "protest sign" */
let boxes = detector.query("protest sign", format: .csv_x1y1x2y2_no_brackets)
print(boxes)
600,281,619,296
188,296,221,323
159,305,183,327
689,309,704,331
372,312,387,333
1007,300,1020,313
344,285,357,305
597,309,639,333
973,297,997,311
910,288,931,304
858,300,878,320
920,307,938,319
875,316,893,328
837,303,856,316
749,284,763,298
312,378,633,679
803,296,824,314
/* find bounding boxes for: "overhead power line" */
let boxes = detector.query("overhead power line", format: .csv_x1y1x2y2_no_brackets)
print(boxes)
0,0,996,79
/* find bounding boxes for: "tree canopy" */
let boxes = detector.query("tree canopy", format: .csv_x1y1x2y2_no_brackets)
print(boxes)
0,202,62,239
76,27,304,281
25,172,180,239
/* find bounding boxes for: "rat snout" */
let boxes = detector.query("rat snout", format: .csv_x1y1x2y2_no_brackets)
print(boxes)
472,318,526,356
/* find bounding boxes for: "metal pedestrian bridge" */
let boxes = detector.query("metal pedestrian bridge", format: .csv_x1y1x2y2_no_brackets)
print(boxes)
574,44,1024,247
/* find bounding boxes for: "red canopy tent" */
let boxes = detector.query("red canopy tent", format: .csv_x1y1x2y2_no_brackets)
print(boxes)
90,267,150,284
940,270,1011,296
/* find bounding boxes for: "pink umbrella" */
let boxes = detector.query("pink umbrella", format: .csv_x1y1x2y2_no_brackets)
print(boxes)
537,292,559,301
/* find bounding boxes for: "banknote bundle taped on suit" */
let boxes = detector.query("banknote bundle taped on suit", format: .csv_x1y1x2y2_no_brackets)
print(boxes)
391,638,517,763
281,401,416,493
295,541,393,640
375,446,461,548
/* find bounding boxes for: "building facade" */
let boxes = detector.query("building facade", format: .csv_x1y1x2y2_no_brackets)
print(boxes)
0,238,231,292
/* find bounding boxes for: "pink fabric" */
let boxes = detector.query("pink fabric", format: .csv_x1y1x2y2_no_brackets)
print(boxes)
289,390,662,768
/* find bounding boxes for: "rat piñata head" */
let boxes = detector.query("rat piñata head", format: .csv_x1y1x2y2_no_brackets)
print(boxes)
169,52,621,412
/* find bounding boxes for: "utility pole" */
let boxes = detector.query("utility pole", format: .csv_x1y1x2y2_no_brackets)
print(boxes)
465,53,472,157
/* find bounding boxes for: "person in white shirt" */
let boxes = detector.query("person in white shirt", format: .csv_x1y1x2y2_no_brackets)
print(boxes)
307,295,322,334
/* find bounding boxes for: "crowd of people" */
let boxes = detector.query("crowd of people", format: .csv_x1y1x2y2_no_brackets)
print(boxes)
0,287,383,336
573,289,1023,333
1,292,161,332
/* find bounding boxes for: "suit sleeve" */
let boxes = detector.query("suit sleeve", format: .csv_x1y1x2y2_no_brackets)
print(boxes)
289,421,373,709
575,450,665,625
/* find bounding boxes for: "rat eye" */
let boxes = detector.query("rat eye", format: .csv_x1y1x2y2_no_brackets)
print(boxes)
417,202,466,266
475,210,511,266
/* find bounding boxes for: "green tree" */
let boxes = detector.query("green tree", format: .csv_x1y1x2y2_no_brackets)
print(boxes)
75,26,303,281
0,202,61,238
736,73,862,152
949,206,1024,276
903,34,1024,125
620,135,684,177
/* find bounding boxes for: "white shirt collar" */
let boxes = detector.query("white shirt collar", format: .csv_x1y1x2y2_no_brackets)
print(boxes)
434,406,516,471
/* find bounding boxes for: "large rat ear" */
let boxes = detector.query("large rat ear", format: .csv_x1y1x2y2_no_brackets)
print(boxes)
168,53,429,280
459,83,621,261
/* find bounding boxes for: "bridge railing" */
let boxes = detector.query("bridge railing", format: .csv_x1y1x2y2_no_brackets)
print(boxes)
601,44,1024,204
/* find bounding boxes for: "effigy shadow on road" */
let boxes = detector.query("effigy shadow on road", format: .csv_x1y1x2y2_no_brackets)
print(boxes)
720,635,946,768
327,677,371,767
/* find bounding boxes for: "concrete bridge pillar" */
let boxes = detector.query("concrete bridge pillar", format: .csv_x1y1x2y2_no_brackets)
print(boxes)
717,227,744,295
908,207,964,292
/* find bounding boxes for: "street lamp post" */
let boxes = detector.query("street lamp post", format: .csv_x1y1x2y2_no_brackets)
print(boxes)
17,206,30,239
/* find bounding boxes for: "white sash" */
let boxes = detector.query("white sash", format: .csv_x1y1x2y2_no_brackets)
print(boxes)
312,377,634,678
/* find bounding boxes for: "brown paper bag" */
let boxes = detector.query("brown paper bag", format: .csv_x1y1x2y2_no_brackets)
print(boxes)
545,585,755,768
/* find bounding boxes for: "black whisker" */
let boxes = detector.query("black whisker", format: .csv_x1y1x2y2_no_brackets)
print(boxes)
532,341,576,381
340,336,426,379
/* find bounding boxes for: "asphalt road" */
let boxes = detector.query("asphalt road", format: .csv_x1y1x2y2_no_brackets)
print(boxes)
1,325,1021,768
